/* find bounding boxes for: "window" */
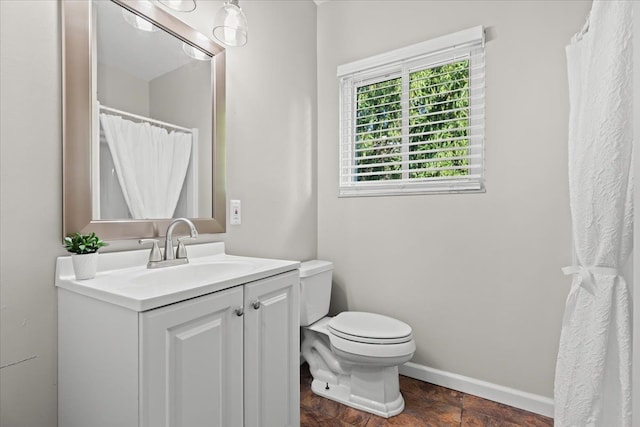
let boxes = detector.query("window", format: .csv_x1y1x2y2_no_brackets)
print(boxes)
338,26,485,196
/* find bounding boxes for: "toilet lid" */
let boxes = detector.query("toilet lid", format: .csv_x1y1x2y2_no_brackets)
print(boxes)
328,312,413,344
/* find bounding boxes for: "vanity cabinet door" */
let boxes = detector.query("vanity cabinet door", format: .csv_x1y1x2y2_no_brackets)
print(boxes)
140,286,244,427
244,271,300,427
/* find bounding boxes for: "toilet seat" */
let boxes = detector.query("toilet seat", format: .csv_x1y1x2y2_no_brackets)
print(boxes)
328,332,416,359
326,312,416,359
328,312,413,344
329,328,411,344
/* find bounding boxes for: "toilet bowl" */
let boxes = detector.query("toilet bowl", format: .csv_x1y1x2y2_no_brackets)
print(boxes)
299,261,416,418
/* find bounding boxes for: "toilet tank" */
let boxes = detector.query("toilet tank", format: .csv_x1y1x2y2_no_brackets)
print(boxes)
299,260,333,326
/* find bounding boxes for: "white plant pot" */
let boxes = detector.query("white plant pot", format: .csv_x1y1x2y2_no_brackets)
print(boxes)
71,253,99,280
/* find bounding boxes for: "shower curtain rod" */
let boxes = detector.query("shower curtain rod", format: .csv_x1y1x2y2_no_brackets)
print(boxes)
99,104,192,133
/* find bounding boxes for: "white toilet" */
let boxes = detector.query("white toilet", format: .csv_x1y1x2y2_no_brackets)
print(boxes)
300,260,416,418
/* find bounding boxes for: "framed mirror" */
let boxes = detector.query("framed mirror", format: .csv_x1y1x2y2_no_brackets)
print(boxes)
62,0,226,240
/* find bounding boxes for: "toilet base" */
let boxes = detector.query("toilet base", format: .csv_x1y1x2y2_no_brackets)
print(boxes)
309,376,405,418
302,317,413,418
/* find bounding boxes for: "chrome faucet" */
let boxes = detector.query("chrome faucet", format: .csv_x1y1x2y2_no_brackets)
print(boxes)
139,218,198,269
165,218,198,261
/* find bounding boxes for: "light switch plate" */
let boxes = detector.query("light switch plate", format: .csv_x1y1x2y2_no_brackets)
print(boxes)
230,200,241,225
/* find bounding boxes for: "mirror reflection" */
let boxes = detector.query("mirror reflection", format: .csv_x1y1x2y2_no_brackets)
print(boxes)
93,0,212,220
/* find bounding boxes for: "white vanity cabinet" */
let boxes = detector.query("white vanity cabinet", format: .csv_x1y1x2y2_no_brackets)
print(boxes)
56,245,300,427
140,286,244,427
244,272,300,427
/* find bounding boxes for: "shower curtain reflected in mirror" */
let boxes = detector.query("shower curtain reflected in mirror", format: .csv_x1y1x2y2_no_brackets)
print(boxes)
99,113,193,220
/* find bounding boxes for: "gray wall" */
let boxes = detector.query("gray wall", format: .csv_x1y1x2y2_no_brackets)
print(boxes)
0,1,317,426
0,1,63,426
213,0,318,261
633,1,640,419
98,62,150,117
317,0,591,398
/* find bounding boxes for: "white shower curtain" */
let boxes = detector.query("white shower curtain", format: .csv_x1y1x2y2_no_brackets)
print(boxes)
99,113,192,219
554,1,633,426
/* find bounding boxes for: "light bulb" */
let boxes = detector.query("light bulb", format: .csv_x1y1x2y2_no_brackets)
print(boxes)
223,8,240,45
212,1,248,47
182,43,211,61
122,9,159,32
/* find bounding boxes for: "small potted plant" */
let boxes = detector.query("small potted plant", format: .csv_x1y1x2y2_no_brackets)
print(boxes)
64,232,107,280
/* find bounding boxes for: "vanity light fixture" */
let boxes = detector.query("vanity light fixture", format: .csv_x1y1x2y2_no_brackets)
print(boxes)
182,42,211,61
158,0,196,13
212,0,248,47
121,9,159,32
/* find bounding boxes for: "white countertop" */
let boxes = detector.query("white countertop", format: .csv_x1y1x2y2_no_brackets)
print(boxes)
55,242,300,311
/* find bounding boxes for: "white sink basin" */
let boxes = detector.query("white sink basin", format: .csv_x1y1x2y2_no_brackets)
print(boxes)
131,260,256,288
55,242,300,311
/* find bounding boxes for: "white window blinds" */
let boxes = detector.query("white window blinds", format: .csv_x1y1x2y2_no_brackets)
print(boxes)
338,26,485,196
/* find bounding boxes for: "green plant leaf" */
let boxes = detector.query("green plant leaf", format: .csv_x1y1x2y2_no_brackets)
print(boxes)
64,232,108,254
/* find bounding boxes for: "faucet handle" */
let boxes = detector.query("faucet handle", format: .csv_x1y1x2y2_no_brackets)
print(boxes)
176,236,196,259
139,239,162,263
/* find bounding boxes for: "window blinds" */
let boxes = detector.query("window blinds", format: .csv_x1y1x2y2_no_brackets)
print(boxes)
338,26,485,196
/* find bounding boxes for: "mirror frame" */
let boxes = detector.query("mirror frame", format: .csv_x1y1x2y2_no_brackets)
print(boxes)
62,0,226,240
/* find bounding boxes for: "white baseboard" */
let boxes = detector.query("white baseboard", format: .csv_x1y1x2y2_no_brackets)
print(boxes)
399,362,554,418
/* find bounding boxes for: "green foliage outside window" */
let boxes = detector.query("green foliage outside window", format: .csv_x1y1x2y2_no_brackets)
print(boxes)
409,60,470,178
355,77,402,181
354,60,470,182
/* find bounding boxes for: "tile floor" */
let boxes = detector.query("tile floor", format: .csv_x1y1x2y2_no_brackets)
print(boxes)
300,364,553,426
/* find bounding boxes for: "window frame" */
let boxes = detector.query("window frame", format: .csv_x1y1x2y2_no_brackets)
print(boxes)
338,26,485,197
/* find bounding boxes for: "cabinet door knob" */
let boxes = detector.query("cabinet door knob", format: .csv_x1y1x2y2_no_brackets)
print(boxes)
234,306,244,316
252,300,261,310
